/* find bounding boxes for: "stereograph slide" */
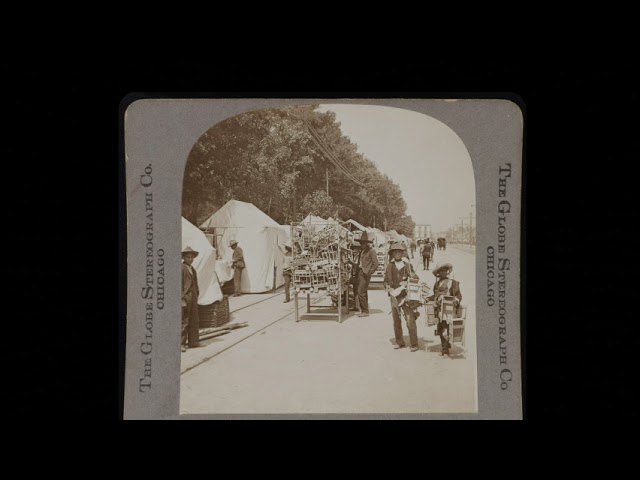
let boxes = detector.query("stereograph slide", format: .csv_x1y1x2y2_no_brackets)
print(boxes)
122,98,523,419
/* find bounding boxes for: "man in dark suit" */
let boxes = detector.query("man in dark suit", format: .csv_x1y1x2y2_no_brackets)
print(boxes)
421,238,433,270
230,240,245,297
430,263,462,355
354,232,379,317
384,243,421,352
182,246,201,351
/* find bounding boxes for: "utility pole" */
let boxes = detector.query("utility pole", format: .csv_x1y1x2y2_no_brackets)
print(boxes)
470,205,475,246
326,167,329,195
458,218,465,244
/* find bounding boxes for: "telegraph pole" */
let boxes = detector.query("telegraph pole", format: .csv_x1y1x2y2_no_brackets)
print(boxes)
458,218,465,244
470,205,475,245
326,168,329,195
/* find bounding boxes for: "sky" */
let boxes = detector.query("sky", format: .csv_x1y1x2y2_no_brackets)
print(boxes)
318,104,475,235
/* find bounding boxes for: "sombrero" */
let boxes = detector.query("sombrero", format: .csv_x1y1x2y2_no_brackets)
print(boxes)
432,262,453,276
388,242,406,253
229,239,238,246
182,246,199,258
354,232,373,243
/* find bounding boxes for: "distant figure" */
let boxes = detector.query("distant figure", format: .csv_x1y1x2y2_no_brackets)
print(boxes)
354,232,378,317
282,241,293,303
421,239,433,270
429,238,436,261
230,240,245,297
430,263,462,356
385,243,420,352
409,239,416,259
181,246,201,351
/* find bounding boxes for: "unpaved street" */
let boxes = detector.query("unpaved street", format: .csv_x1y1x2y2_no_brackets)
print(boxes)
180,246,476,414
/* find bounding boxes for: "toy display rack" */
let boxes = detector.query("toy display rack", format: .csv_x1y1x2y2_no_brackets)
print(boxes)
291,220,353,323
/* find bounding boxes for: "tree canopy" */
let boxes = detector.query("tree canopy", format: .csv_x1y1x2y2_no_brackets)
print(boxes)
182,105,415,236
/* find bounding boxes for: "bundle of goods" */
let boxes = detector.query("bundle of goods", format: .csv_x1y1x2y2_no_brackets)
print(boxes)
292,222,354,295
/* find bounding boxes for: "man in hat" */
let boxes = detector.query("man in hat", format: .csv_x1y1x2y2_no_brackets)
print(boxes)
354,231,378,317
182,246,201,351
420,238,433,270
230,239,245,297
384,243,421,352
430,263,462,355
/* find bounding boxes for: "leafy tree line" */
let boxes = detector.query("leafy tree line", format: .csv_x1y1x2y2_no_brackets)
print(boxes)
182,105,416,236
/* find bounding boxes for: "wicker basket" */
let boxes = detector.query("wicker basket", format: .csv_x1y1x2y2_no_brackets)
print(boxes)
198,296,230,328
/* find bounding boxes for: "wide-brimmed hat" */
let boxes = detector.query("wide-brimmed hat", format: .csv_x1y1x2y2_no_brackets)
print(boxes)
182,246,199,258
229,239,238,247
355,232,373,243
388,242,406,253
432,262,453,276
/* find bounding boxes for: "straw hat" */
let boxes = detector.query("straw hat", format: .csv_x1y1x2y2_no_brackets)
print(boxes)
388,242,406,253
229,239,238,247
432,263,453,276
182,246,199,258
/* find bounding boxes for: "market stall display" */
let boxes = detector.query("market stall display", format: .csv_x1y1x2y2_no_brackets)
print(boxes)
290,220,354,323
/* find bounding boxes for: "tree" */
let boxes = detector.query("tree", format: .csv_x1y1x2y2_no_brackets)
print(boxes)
182,105,415,231
299,190,336,219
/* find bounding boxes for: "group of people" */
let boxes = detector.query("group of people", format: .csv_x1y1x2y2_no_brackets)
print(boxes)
182,233,461,356
383,243,461,355
180,239,245,352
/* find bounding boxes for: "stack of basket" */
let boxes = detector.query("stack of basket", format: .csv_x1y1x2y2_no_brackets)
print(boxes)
198,295,230,328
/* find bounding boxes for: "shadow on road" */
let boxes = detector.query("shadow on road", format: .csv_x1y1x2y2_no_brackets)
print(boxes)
385,335,467,358
426,342,467,359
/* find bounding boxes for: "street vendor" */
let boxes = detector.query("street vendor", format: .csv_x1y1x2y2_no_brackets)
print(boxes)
230,239,245,297
384,242,420,352
429,263,462,356
354,232,378,317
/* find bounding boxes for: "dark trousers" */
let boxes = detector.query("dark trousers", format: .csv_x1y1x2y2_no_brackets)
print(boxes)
283,272,291,301
435,308,451,352
182,293,200,347
392,301,418,348
233,267,243,295
357,270,371,313
422,254,430,270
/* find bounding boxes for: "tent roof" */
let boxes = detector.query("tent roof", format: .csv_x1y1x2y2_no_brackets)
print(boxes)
182,217,215,256
200,199,279,229
346,219,368,232
301,214,327,225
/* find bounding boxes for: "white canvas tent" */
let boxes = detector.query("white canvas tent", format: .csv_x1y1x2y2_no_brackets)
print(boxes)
182,217,223,305
346,218,368,232
200,200,288,293
301,214,327,229
387,230,400,242
370,227,388,247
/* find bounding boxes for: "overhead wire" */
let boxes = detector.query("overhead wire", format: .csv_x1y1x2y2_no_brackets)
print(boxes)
303,120,366,188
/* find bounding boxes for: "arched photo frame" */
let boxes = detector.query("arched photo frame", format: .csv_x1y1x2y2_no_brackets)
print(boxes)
122,98,523,419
